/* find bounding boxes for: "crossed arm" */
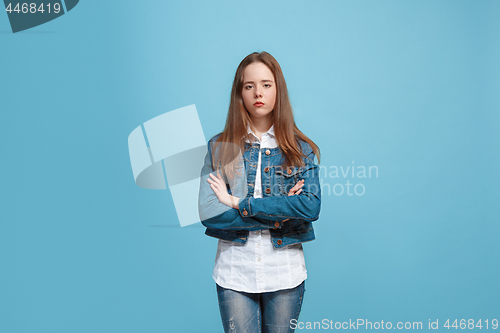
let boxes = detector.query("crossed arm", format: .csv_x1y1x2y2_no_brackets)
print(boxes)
198,141,321,230
207,170,304,209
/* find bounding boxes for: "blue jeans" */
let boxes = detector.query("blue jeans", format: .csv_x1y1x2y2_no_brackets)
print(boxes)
216,281,306,333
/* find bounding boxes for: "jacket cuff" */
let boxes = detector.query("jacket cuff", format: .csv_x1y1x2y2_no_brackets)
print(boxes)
238,196,251,218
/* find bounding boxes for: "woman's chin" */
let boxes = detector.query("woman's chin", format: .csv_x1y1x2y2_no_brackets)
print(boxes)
248,110,273,120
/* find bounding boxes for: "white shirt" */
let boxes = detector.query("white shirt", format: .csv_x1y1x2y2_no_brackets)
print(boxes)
212,124,307,293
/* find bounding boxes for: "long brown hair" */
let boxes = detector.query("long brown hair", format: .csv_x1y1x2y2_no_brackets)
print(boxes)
212,51,320,178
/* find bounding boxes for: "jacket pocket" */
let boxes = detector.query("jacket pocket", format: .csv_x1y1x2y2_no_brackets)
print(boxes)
274,166,302,195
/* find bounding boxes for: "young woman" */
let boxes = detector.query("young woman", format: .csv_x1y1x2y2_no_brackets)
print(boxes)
198,51,321,333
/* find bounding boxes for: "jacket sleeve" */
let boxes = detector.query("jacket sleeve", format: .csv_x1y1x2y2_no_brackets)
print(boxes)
198,138,274,230
237,144,321,222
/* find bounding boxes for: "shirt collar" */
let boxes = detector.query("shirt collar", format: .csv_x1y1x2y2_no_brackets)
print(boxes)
246,124,275,141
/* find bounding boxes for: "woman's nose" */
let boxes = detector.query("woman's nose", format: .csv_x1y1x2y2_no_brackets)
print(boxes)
255,88,262,98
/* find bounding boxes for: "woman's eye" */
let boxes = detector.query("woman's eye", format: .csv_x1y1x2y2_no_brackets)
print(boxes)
264,84,271,88
245,85,253,90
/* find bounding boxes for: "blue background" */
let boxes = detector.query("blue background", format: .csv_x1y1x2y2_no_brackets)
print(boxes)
1,1,499,332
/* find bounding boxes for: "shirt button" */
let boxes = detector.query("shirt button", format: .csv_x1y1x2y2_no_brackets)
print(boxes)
277,239,283,245
287,168,292,174
256,231,260,235
274,221,280,228
265,149,270,155
264,167,269,173
257,257,261,261
242,209,248,216
257,243,261,248
265,188,271,194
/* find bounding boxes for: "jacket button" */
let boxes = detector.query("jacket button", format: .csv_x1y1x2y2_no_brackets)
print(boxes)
264,167,269,173
277,239,283,245
274,221,280,228
265,188,271,194
287,168,292,174
265,149,270,155
242,209,248,216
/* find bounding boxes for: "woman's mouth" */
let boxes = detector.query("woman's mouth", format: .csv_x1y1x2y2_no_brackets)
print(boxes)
254,102,265,106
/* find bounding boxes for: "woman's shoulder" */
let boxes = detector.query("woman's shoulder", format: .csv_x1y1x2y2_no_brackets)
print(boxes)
207,133,223,146
294,137,317,165
296,137,313,155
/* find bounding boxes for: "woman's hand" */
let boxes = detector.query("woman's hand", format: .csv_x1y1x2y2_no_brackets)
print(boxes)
287,179,304,196
207,170,240,209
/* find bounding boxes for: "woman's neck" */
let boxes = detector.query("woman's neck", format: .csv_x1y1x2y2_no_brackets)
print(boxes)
249,114,273,141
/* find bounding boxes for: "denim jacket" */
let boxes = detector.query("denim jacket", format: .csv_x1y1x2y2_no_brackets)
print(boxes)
198,133,321,249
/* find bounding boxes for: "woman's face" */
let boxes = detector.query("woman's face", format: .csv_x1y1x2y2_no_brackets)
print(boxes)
241,62,277,121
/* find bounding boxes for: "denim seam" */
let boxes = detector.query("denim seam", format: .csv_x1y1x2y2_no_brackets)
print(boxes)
251,212,320,221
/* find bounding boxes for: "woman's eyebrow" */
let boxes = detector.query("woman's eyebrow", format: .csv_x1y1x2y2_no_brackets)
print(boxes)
243,79,274,85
